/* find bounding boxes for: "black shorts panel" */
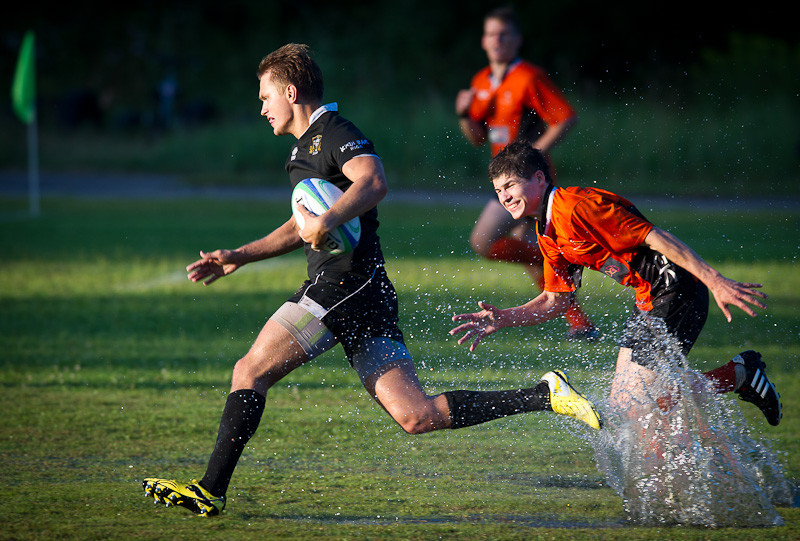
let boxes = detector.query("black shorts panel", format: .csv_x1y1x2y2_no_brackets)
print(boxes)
647,268,709,354
288,265,406,360
619,254,709,368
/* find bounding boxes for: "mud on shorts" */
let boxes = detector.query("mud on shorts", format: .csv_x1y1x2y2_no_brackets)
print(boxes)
619,249,709,369
269,264,410,383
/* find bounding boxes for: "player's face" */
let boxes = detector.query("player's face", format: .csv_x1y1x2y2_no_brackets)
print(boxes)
259,72,294,136
481,18,522,65
493,171,546,219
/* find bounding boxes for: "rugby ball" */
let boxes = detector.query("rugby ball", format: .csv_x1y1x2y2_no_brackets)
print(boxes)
291,178,361,255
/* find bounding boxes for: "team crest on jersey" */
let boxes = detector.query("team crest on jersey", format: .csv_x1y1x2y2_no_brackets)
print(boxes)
600,257,628,283
309,135,322,155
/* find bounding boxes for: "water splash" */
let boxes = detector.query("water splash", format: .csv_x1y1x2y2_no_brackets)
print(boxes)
591,318,792,527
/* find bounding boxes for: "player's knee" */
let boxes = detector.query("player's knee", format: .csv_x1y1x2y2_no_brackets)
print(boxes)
231,355,280,391
231,357,257,388
469,233,492,257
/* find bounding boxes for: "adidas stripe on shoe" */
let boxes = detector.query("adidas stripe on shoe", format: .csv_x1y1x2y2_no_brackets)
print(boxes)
733,350,782,426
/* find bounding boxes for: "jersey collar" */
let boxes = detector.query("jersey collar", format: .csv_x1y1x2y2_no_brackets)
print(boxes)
298,102,338,138
309,102,338,126
490,59,522,89
538,185,556,236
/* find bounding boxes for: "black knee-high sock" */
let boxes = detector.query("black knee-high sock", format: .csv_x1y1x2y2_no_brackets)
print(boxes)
200,389,265,497
444,382,551,429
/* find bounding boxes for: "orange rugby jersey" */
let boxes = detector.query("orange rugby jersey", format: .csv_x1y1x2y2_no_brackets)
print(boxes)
467,59,576,156
536,187,658,310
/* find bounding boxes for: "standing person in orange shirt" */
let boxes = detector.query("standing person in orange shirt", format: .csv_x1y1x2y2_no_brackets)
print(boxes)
455,6,597,340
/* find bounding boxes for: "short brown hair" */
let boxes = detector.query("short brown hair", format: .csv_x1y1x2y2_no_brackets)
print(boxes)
488,142,553,184
257,43,324,102
485,6,522,34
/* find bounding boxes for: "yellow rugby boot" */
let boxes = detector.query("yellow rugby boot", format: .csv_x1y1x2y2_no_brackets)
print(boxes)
542,370,602,430
143,478,225,516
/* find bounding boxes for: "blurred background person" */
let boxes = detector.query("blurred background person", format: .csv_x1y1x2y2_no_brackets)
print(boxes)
455,6,596,341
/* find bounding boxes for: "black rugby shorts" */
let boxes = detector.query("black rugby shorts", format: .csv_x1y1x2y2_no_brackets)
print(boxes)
619,251,709,368
288,265,406,361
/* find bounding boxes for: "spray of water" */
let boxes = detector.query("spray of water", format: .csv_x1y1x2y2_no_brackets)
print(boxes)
590,317,792,527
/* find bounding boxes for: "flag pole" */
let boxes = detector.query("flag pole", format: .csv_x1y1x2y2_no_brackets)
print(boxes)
28,109,39,217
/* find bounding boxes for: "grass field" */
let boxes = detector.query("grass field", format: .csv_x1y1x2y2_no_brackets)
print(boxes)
1,195,798,540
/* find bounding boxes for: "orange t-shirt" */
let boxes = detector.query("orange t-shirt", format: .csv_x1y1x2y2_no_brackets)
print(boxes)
536,187,658,310
467,59,576,156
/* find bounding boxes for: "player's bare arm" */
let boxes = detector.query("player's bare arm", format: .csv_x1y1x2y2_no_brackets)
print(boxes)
455,88,486,147
643,227,768,321
297,155,388,250
455,88,475,117
459,117,487,147
450,292,572,351
187,218,303,285
532,116,577,154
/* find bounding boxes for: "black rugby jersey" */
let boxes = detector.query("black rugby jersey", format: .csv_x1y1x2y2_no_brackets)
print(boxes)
286,104,384,278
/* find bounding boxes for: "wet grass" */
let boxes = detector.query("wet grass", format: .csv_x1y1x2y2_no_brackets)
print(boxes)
1,196,798,540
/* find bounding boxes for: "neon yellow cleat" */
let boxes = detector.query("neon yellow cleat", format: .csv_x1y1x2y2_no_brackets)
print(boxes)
542,370,603,430
143,478,225,517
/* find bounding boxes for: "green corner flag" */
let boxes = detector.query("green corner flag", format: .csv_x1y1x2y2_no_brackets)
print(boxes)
12,30,36,124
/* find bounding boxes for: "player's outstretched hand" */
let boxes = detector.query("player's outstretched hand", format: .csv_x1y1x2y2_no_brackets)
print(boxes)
709,276,768,322
186,250,242,286
450,301,502,352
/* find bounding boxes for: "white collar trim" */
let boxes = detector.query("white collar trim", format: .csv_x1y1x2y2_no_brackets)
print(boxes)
309,102,338,125
545,187,557,229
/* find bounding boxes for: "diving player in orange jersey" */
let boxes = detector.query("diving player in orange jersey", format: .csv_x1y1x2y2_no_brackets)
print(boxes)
451,142,781,427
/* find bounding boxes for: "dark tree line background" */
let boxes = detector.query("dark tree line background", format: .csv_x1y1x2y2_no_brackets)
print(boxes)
2,1,798,194
4,1,796,131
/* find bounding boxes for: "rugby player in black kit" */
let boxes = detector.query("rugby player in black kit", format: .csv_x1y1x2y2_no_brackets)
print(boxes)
142,43,602,516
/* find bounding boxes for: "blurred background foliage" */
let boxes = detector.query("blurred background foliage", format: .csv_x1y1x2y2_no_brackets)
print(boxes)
2,0,798,195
